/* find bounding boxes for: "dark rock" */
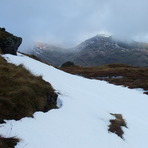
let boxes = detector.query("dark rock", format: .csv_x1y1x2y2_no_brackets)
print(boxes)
61,61,75,67
44,93,58,111
0,28,5,31
0,28,22,55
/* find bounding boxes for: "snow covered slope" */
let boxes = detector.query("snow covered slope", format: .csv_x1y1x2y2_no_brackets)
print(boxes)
1,54,148,148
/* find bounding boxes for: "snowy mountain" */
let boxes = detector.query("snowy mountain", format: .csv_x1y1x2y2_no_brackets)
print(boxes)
0,53,148,148
31,35,148,67
70,35,148,67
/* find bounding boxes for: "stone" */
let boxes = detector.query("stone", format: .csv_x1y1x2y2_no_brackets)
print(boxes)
0,28,22,55
61,61,75,67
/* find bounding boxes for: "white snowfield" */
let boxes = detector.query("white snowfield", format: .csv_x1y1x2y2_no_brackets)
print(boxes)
1,53,148,148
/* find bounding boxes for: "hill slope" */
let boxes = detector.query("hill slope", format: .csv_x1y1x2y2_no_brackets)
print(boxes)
0,55,58,148
70,35,148,67
32,35,148,67
0,53,148,148
61,64,148,94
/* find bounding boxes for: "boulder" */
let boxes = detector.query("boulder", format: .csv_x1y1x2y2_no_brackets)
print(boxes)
0,28,22,55
61,61,75,67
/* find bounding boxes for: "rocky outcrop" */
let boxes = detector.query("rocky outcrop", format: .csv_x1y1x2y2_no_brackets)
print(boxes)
0,28,22,55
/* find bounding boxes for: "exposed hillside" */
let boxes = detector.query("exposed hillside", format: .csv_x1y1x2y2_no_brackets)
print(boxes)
0,55,58,147
0,56,58,123
1,53,148,148
0,28,58,148
31,35,148,67
61,64,148,94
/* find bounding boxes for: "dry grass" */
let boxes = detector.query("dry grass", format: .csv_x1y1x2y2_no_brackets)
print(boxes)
0,55,58,147
61,64,148,94
0,136,19,148
0,56,58,123
108,113,127,139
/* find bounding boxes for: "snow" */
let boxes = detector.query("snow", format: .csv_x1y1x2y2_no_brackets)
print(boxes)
1,53,148,148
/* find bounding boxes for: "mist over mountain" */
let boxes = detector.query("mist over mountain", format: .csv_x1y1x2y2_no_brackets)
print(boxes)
31,42,75,66
31,35,148,67
1,0,148,52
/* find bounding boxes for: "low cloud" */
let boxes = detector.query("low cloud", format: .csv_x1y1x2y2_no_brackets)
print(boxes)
1,0,148,52
102,0,148,42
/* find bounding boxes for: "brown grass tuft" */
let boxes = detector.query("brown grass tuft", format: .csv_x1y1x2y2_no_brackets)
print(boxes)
0,56,57,123
0,136,19,148
108,113,127,139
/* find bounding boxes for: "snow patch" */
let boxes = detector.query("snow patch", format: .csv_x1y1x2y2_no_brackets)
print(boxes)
0,53,148,148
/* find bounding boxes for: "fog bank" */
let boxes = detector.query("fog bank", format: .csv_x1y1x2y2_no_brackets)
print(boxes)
1,0,148,52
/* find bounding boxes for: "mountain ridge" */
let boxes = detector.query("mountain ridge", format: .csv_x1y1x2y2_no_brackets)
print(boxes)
31,35,148,67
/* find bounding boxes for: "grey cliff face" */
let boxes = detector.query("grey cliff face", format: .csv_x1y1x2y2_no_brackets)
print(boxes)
0,28,22,55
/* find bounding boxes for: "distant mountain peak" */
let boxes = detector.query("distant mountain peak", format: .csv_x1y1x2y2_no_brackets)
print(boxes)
32,35,148,67
96,33,111,38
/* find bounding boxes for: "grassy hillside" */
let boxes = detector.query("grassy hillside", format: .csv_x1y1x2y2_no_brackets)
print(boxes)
61,64,148,94
0,55,58,147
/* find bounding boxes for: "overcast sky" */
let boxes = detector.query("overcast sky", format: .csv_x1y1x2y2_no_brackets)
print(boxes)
1,0,148,51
